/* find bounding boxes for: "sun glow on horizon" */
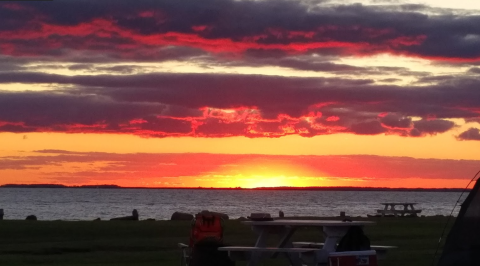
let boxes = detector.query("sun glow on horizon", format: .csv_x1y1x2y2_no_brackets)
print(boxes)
224,175,308,188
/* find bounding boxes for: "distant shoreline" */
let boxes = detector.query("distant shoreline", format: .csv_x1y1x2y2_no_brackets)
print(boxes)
0,184,468,192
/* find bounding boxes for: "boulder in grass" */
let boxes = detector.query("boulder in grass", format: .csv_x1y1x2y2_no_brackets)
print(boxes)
171,212,194,221
110,209,139,221
26,215,37,221
199,210,229,220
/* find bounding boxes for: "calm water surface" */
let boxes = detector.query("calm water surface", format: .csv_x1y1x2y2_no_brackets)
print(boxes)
0,188,465,221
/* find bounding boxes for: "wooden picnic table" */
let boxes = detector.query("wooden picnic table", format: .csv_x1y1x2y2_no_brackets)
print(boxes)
377,202,422,217
218,219,375,266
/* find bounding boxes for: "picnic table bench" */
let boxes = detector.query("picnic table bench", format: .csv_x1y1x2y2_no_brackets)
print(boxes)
377,202,422,217
218,246,320,262
292,242,397,260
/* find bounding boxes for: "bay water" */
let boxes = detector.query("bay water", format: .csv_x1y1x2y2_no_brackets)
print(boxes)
0,188,464,221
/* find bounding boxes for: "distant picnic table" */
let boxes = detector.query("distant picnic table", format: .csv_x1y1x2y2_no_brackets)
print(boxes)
377,203,422,217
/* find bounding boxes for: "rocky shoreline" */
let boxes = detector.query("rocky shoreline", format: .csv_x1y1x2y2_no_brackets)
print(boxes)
0,208,452,222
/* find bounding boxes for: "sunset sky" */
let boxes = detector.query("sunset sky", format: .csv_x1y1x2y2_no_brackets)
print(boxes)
1,0,479,188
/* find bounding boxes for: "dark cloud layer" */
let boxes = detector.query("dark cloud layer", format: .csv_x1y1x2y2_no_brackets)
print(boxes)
0,72,479,138
1,0,480,61
0,1,479,140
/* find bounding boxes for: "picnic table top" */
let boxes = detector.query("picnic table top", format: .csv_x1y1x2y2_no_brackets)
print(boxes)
218,246,319,252
242,219,375,227
292,242,398,250
377,209,421,213
380,202,417,205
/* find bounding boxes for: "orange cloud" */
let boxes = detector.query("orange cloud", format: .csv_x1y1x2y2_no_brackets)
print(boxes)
1,151,478,188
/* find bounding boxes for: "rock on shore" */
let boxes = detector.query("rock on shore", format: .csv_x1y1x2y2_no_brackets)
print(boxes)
171,212,194,221
199,210,229,220
110,209,139,221
26,215,37,221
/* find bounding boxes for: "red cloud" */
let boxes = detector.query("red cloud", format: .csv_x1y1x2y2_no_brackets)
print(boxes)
1,3,25,11
0,14,428,59
326,116,339,122
1,1,480,62
138,11,155,18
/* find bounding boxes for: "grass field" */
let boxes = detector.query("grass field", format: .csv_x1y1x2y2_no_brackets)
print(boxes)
0,216,452,266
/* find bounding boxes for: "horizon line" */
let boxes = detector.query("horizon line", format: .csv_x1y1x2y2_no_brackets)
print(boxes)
0,183,469,191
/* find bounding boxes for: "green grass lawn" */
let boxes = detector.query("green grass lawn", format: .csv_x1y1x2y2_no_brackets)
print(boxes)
0,216,452,266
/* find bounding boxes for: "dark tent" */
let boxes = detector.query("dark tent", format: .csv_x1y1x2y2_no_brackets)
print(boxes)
438,179,480,266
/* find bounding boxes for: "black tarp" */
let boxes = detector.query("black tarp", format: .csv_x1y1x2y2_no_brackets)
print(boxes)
438,179,480,266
